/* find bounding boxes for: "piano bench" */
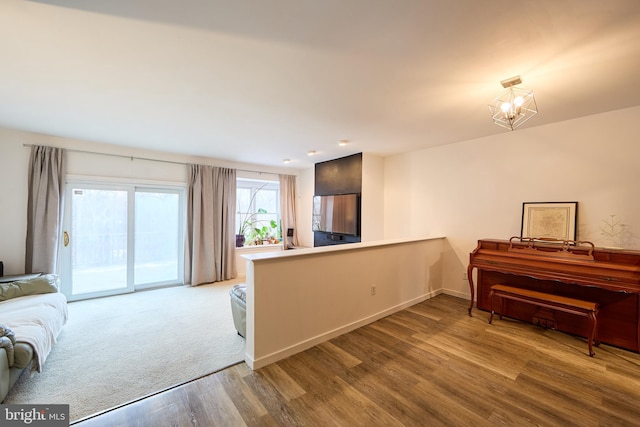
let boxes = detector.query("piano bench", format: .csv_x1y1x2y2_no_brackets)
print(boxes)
488,284,600,357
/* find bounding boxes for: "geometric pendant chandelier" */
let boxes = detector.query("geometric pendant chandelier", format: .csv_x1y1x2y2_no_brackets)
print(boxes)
488,76,538,130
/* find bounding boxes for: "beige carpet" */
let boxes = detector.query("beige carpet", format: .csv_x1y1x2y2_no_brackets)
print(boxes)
4,278,246,422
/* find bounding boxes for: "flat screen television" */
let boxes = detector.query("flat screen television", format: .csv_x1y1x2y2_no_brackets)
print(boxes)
312,193,359,236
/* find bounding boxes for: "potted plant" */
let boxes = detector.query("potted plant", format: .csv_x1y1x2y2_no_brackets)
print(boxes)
235,232,246,248
248,219,279,245
237,207,267,247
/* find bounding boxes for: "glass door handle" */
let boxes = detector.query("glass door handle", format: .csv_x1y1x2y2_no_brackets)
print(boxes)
63,231,69,247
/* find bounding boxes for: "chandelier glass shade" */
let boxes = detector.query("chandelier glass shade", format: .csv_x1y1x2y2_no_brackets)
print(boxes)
488,76,538,130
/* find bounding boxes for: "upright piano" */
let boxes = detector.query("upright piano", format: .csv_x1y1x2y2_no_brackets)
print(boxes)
467,238,640,352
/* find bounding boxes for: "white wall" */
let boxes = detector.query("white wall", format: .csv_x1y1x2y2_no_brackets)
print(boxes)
0,127,301,276
296,166,315,248
361,153,385,242
244,236,444,369
235,245,283,276
0,132,30,274
4,106,638,297
383,106,640,298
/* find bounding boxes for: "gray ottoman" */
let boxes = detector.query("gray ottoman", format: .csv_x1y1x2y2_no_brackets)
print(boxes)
230,284,246,338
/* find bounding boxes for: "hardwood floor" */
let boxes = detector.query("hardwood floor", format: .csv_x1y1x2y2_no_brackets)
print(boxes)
73,294,640,426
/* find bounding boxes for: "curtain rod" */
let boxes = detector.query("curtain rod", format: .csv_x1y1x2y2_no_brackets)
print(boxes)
22,144,280,176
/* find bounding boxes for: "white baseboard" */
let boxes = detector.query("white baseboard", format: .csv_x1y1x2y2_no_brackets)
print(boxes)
247,289,443,370
441,288,471,300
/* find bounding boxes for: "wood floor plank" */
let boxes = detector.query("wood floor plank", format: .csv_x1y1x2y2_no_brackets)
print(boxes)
73,294,640,427
276,350,405,426
190,376,247,427
418,329,524,380
520,360,604,406
277,347,351,391
216,365,269,426
279,391,346,427
239,368,304,426
337,363,440,425
330,328,388,361
514,372,600,425
412,377,495,426
315,341,362,368
404,303,444,322
601,394,640,426
257,363,306,402
274,353,360,426
323,376,405,427
353,326,444,375
383,309,444,334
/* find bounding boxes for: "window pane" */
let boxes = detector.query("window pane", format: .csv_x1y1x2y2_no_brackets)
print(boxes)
71,188,128,295
236,179,281,245
236,187,251,236
255,189,277,213
237,187,251,213
134,191,180,285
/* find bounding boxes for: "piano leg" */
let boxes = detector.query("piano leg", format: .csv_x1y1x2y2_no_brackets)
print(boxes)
488,288,496,324
587,310,599,357
467,264,475,316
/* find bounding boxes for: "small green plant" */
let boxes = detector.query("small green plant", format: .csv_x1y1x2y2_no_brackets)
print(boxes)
248,219,279,245
238,207,267,237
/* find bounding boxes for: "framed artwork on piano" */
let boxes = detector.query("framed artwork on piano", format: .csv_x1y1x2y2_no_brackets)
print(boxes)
521,201,578,241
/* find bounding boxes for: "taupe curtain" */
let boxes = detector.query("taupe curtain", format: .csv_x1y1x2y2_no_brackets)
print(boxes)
25,145,65,274
279,174,299,249
184,164,237,286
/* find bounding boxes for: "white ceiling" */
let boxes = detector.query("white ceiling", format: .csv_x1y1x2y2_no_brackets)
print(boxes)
1,0,639,169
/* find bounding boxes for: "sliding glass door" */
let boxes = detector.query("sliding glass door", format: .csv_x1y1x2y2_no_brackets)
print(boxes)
61,182,184,301
134,190,181,289
63,186,132,298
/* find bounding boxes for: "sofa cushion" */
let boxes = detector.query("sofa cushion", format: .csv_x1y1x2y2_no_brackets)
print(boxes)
0,273,42,283
0,274,59,302
12,342,33,369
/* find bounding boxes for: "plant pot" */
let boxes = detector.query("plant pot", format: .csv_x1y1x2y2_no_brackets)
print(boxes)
235,234,245,248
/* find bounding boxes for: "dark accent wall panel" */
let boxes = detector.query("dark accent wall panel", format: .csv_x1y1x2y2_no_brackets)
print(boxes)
314,153,362,247
314,153,362,196
314,232,361,247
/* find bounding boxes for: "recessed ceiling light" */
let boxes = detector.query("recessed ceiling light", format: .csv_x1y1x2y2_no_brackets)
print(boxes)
283,159,291,164
338,139,349,146
307,150,316,156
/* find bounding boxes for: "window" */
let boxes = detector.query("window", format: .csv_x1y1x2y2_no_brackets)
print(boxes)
236,179,280,246
62,182,184,300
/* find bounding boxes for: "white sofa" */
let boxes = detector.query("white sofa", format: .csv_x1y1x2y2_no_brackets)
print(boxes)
0,274,68,402
229,284,246,338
